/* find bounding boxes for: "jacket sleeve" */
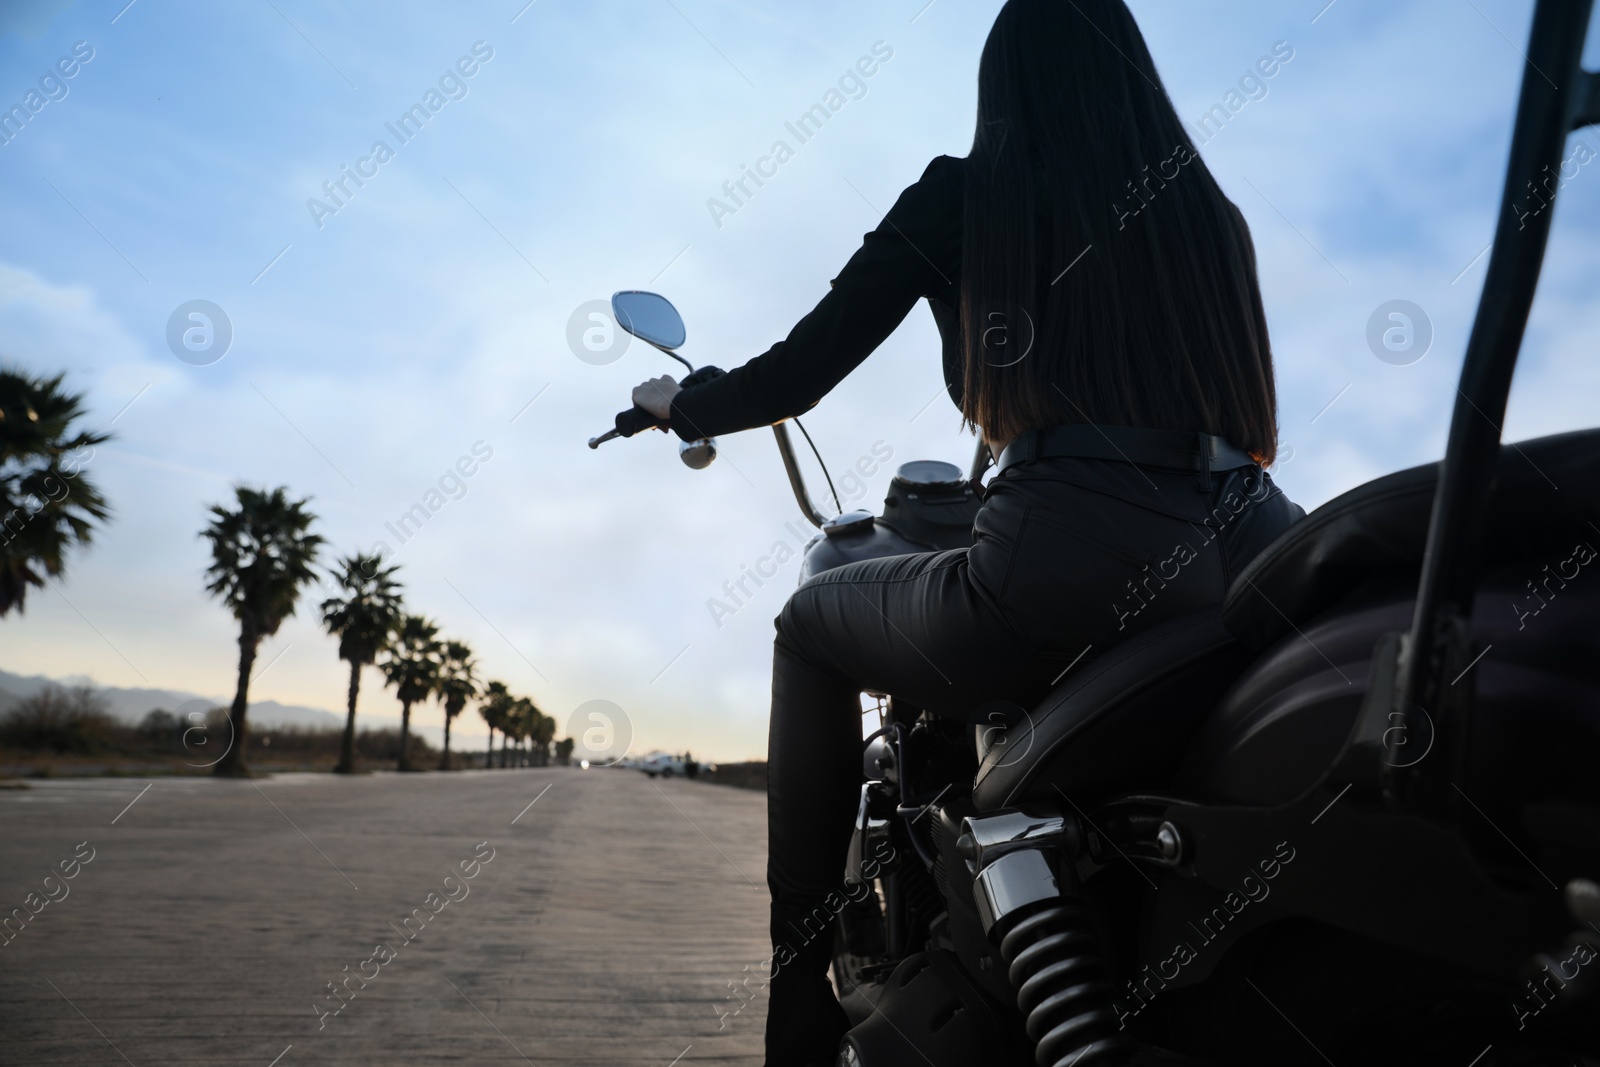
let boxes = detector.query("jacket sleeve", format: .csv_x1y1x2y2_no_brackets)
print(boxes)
668,156,963,442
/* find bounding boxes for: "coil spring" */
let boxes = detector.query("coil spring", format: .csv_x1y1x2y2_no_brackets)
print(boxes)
998,898,1134,1067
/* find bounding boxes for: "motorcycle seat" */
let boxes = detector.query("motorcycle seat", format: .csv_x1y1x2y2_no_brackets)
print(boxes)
1222,428,1600,650
1176,428,1600,807
971,606,1253,810
971,429,1600,812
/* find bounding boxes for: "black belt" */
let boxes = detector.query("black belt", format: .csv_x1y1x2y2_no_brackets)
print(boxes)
994,424,1258,492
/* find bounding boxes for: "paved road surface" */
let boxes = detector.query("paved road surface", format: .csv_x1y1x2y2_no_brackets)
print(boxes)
0,769,771,1065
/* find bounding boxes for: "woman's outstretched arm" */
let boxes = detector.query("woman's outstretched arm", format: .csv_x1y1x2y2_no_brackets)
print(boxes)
664,155,962,442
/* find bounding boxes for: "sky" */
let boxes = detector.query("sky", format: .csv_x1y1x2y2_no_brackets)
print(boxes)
1,0,1597,763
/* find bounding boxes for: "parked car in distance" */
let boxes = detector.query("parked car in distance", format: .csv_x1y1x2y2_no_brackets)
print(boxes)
638,753,686,779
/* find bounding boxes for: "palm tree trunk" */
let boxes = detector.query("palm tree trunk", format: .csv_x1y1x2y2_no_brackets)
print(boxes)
335,660,361,774
484,728,494,769
215,623,257,777
498,734,507,769
439,714,452,771
398,699,413,772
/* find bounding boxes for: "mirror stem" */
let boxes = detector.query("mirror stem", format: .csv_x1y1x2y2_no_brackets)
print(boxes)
644,338,694,375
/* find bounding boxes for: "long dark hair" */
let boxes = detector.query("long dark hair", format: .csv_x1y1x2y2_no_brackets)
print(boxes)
961,0,1277,462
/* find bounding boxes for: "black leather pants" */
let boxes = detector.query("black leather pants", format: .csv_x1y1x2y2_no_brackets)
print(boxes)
761,451,1301,1066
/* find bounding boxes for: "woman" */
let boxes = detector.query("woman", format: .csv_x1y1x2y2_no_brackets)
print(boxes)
632,1,1302,1063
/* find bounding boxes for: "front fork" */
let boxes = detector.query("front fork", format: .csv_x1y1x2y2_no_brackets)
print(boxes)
845,780,901,957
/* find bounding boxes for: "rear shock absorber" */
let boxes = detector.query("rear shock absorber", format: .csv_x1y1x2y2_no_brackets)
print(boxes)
996,891,1130,1066
963,814,1134,1067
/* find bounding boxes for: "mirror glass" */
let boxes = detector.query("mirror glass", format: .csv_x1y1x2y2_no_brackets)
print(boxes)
612,291,686,350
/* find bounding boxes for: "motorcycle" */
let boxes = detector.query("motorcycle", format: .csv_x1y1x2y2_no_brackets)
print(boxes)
591,3,1600,1062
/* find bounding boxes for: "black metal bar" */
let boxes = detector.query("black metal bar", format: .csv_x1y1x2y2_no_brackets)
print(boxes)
1573,68,1600,130
1398,2,1596,745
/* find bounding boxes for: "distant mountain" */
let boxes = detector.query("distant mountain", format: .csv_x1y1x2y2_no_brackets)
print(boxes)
0,668,343,729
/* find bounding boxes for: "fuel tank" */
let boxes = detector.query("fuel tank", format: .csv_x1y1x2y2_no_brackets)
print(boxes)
800,460,981,583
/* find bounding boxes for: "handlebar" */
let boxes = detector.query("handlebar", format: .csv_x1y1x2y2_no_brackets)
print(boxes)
588,365,726,449
617,405,668,436
586,406,667,449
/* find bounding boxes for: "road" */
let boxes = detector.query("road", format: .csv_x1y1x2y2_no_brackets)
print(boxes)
0,768,771,1065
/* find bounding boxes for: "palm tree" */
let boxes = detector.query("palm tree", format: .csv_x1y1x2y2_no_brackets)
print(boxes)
435,640,479,771
320,554,404,774
498,702,516,767
478,680,512,770
380,614,441,772
0,367,111,616
496,691,523,769
507,697,535,768
201,486,323,777
531,708,555,767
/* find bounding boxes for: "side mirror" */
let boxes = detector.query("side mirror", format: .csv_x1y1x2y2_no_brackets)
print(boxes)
612,291,686,351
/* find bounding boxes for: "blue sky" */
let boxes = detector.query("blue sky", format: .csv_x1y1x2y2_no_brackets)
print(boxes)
2,0,1598,761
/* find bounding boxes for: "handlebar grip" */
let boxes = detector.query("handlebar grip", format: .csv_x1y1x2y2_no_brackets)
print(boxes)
614,406,668,438
611,367,723,439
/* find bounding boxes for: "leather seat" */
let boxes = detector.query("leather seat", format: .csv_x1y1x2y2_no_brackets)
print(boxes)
1222,429,1600,650
972,606,1251,810
1187,428,1600,806
972,429,1600,812
1178,566,1600,808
